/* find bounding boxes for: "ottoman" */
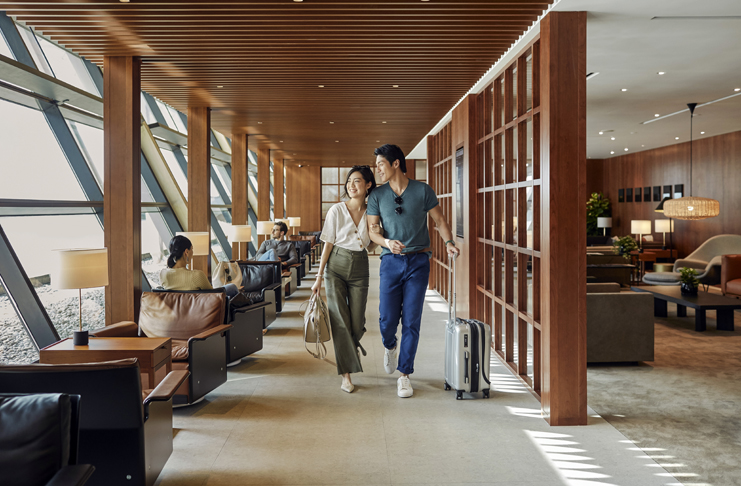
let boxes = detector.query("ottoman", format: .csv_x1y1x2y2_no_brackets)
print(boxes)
642,271,681,286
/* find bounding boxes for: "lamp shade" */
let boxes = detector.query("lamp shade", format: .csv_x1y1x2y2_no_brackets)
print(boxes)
663,197,720,220
229,225,252,242
288,217,301,227
655,219,674,233
176,232,210,256
54,248,108,290
257,221,274,235
597,217,612,229
275,218,290,227
630,220,651,235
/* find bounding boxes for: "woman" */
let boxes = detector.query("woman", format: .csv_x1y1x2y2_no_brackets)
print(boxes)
312,165,377,393
160,235,240,298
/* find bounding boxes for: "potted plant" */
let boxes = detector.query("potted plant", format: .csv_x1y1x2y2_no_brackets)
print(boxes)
679,267,700,296
612,235,638,261
587,192,611,237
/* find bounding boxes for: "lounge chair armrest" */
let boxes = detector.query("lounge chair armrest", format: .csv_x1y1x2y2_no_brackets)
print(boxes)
265,282,282,291
46,465,95,486
188,324,232,343
673,258,708,272
144,370,190,406
232,300,271,313
89,321,139,337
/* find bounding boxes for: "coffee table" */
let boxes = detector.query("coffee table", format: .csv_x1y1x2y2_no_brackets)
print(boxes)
40,337,172,388
631,286,741,332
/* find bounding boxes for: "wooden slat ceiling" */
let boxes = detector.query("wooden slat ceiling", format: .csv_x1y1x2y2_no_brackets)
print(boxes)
3,0,552,166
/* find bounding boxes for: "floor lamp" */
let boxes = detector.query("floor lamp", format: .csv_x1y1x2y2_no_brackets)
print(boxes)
288,217,301,236
54,248,109,346
229,225,252,261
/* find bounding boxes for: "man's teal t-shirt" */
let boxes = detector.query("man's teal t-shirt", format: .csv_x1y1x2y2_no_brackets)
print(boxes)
367,179,439,258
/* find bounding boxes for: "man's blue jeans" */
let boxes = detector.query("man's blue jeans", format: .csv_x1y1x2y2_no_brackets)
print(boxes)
378,253,431,375
258,249,277,262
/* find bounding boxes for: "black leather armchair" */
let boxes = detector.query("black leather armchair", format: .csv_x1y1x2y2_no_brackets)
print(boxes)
292,240,312,279
239,260,284,316
0,360,188,486
0,393,94,486
153,288,267,365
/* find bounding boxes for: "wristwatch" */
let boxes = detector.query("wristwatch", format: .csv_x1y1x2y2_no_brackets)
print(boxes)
445,240,456,246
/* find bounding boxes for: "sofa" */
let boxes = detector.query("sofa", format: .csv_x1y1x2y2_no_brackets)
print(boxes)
586,283,654,363
643,234,741,286
0,359,187,486
0,393,94,486
721,254,741,299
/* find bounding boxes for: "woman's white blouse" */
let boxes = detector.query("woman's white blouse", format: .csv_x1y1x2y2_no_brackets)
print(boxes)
320,202,370,251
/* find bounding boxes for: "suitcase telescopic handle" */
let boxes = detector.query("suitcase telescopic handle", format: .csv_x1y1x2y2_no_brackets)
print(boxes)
448,254,456,326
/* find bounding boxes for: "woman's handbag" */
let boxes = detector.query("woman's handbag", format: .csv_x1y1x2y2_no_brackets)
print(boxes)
300,293,332,359
212,261,243,288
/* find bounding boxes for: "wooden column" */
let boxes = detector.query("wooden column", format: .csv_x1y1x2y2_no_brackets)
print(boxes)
187,106,211,277
231,133,249,260
286,165,321,232
540,11,587,426
257,147,271,245
104,56,141,325
274,157,285,219
407,159,417,180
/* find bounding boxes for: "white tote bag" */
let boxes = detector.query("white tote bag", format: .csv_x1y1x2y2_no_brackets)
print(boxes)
300,293,332,359
212,261,243,289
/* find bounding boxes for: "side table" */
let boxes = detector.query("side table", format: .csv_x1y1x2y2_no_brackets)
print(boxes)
40,337,172,389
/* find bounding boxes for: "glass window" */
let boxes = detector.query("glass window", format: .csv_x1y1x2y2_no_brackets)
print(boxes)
0,215,105,338
415,160,427,181
322,185,339,202
36,36,98,95
141,92,157,125
212,208,231,238
154,98,179,130
214,165,232,198
0,30,13,58
210,177,224,205
166,105,187,134
141,211,171,288
322,167,338,184
67,120,104,190
211,229,227,263
160,147,188,199
0,280,40,364
0,99,88,201
17,26,54,76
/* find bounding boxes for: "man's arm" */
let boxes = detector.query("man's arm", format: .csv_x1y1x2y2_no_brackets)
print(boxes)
428,205,460,257
367,215,405,254
284,243,299,266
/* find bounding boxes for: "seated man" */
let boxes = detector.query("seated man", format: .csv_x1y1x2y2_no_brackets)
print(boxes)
256,221,299,269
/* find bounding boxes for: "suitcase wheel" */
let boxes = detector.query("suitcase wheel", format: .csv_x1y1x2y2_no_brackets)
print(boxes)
483,390,490,399
456,391,463,400
444,382,451,391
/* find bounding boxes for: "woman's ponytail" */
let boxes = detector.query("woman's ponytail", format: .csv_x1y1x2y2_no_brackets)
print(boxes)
167,235,192,268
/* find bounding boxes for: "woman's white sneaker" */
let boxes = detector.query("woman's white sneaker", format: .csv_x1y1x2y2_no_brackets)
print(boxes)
383,346,398,374
397,376,413,398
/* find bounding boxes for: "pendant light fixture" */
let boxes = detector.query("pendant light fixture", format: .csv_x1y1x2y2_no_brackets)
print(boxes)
663,103,720,220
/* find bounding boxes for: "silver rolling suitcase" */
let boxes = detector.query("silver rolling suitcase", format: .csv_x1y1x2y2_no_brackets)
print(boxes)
444,255,492,399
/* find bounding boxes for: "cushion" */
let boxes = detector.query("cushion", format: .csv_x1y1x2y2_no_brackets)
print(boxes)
171,339,189,361
642,271,681,285
139,291,225,340
587,283,620,294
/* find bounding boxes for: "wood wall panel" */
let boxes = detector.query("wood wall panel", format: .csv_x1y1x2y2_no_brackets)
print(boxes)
103,56,141,325
257,148,271,246
231,133,249,260
274,158,285,220
586,159,605,200
592,130,741,257
540,11,587,426
187,106,211,277
451,95,477,319
286,165,321,233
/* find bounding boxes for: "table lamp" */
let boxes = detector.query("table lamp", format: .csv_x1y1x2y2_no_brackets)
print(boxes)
597,217,612,236
288,217,301,235
229,225,252,261
175,231,210,259
655,219,674,250
54,248,109,346
630,220,652,252
257,221,273,247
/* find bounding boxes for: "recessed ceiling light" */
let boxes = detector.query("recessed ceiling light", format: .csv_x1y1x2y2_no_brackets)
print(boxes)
657,72,665,75
610,137,615,140
294,0,303,2
392,85,399,88
598,131,604,135
641,145,645,147
376,140,380,142
624,148,629,151
610,151,615,155
318,85,324,88
675,137,679,140
120,0,130,2
298,165,303,167
329,121,334,124
335,140,339,143
279,140,283,143
621,88,628,92
257,121,262,124
293,153,297,155
217,85,223,88
382,121,387,124
735,88,740,92
654,114,660,117
700,131,705,134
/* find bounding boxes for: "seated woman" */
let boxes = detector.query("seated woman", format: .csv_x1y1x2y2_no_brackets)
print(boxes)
160,235,239,298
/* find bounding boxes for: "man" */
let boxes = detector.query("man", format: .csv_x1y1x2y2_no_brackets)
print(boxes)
255,221,299,268
367,144,459,398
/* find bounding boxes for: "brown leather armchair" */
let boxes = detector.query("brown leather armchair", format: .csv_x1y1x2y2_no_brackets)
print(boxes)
0,359,187,486
721,254,741,299
93,291,231,406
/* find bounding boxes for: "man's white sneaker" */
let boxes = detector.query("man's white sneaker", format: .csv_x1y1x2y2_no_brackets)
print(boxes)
383,346,398,374
397,376,413,398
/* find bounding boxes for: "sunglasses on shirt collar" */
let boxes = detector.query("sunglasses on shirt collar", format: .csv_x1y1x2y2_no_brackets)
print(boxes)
394,195,403,215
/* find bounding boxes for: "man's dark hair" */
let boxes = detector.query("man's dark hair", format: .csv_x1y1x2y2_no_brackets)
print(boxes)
342,165,377,200
374,144,407,173
274,221,288,236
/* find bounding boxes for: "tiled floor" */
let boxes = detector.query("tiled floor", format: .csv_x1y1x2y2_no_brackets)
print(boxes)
156,259,680,486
